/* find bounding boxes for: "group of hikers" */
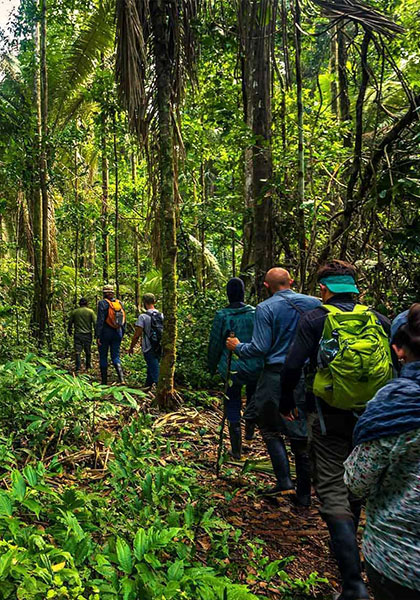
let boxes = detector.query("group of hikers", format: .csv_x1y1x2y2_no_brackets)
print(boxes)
68,285,163,387
207,260,419,600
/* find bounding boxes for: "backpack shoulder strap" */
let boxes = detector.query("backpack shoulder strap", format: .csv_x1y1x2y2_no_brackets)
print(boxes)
322,304,343,315
351,304,369,314
281,294,305,315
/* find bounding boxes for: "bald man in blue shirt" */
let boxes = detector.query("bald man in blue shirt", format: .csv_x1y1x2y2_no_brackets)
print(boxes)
227,268,320,504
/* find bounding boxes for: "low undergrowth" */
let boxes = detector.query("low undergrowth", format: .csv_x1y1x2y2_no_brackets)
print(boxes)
0,356,327,599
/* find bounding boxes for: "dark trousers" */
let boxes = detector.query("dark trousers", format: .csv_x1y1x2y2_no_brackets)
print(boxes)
309,411,360,520
367,563,420,600
74,333,92,370
144,349,160,386
99,327,123,368
226,376,257,424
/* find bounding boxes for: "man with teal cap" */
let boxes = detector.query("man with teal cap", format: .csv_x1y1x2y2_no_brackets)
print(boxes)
280,259,391,600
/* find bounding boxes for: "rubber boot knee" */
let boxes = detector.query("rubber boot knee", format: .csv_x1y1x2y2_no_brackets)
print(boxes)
244,420,256,441
291,441,312,507
228,422,242,459
114,363,125,384
327,518,369,600
100,366,108,385
264,436,294,495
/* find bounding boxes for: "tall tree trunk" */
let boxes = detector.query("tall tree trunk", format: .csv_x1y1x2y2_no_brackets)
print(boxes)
238,4,254,282
131,151,141,312
134,225,141,313
340,31,372,258
74,145,79,303
200,161,206,293
113,113,120,297
330,28,338,117
100,55,109,283
31,16,43,335
39,0,50,344
337,26,351,147
245,0,274,300
294,0,306,288
151,0,178,408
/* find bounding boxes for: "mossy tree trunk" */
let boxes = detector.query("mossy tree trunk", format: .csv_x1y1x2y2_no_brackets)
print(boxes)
151,0,178,409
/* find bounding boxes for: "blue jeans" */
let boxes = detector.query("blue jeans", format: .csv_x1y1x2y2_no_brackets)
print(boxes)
144,349,160,386
226,375,257,424
99,326,123,368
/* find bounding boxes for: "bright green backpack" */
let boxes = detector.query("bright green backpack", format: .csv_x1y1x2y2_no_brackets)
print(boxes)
313,304,393,410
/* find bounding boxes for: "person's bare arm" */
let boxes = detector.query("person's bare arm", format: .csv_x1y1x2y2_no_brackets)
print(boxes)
129,326,143,355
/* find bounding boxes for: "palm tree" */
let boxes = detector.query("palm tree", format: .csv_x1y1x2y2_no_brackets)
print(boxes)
115,0,199,408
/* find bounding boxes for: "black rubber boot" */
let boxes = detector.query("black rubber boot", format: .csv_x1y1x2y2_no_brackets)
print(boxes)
264,436,294,494
75,353,81,373
115,363,125,384
228,422,242,459
350,500,363,532
100,366,108,385
86,349,92,371
291,441,312,507
327,518,369,600
244,421,256,441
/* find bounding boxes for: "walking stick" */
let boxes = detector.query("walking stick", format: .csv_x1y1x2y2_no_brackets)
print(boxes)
216,331,235,477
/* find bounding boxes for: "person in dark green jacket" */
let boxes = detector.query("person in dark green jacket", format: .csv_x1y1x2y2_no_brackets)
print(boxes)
208,278,263,458
68,298,97,372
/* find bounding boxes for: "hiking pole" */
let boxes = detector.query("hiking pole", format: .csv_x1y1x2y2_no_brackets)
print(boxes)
216,331,235,478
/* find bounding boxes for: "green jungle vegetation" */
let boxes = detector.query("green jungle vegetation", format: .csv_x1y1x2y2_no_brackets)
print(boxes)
0,0,419,597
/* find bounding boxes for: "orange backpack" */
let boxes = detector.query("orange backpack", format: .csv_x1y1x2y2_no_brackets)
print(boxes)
105,299,126,329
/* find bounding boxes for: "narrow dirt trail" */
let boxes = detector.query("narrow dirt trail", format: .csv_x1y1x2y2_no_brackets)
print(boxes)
154,401,344,598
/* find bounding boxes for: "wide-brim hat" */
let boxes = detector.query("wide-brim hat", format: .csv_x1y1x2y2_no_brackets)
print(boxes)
103,284,115,294
319,275,359,294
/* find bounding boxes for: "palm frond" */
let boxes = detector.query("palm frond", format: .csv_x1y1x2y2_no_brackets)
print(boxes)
188,233,224,282
115,0,200,141
52,0,115,123
115,0,150,140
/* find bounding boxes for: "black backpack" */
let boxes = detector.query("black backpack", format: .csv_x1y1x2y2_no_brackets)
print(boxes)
149,311,164,356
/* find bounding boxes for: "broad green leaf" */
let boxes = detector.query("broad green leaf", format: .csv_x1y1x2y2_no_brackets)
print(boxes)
11,470,26,501
22,498,42,518
167,560,184,582
116,538,132,575
121,577,136,600
22,465,38,487
133,528,147,561
0,492,13,517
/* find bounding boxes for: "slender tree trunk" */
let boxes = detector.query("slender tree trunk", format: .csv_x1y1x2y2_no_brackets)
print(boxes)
340,31,372,258
294,0,306,289
337,26,351,147
134,225,141,312
238,3,254,282
31,16,43,335
247,0,274,300
330,28,338,117
39,0,50,344
113,113,120,297
74,145,79,303
151,0,178,408
131,151,141,312
101,56,109,283
200,161,206,293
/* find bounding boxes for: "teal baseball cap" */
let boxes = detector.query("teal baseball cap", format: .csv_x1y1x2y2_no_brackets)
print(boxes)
319,275,359,294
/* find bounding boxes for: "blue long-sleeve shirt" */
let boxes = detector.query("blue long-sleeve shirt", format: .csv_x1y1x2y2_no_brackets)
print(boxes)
235,289,321,365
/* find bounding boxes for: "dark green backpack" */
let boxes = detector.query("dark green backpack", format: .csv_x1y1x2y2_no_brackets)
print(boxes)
313,305,393,410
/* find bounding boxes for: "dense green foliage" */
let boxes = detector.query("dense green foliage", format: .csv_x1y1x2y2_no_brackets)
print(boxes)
0,358,326,598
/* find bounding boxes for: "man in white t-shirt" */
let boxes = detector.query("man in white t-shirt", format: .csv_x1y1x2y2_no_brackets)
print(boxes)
129,293,163,387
